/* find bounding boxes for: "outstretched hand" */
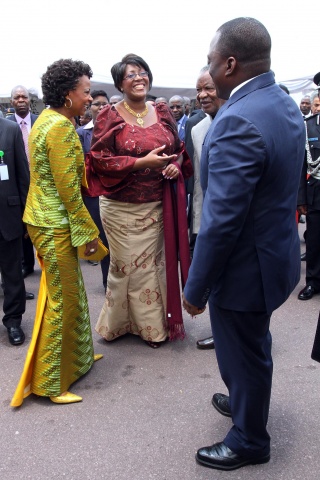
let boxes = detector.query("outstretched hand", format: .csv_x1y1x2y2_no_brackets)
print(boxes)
134,145,177,170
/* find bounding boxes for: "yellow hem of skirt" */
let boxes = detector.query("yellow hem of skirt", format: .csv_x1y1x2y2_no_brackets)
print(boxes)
11,254,47,407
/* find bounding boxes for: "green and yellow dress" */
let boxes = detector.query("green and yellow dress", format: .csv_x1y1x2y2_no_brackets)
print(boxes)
11,109,99,407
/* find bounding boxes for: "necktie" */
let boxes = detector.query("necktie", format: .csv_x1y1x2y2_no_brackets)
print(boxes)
20,120,30,164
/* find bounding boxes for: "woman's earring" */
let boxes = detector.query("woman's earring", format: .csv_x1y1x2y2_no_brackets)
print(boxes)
64,98,73,109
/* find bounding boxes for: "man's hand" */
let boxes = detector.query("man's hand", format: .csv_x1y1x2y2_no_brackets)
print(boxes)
182,293,206,317
297,205,307,215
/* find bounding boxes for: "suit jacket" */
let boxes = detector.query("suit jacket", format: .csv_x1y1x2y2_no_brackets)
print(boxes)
177,114,188,141
184,110,206,195
76,122,93,155
7,112,38,127
191,115,211,234
184,71,305,314
0,118,30,240
23,109,99,247
184,110,207,160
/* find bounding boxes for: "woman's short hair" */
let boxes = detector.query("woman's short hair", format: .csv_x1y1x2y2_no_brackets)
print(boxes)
111,53,153,92
42,59,93,107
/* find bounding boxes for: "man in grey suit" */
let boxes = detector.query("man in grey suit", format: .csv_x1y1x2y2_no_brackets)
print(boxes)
7,85,38,282
0,117,30,344
191,66,225,350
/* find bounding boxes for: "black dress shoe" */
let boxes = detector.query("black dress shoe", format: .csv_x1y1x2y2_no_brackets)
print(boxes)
7,326,25,346
196,441,270,471
196,336,215,349
22,267,34,278
212,393,231,417
300,252,306,261
298,285,319,300
26,292,35,300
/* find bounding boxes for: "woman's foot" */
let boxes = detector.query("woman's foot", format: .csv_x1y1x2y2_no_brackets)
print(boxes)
145,340,161,349
50,391,82,404
94,354,103,362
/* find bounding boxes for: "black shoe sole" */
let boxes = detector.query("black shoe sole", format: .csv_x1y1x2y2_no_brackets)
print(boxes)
9,337,25,346
195,452,270,470
196,343,215,350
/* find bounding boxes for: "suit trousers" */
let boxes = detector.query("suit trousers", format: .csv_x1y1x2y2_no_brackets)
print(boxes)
0,234,26,328
22,234,35,271
83,196,110,287
305,205,320,290
209,299,272,458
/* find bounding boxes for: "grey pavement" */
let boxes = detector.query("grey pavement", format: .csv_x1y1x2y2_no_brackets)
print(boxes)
1,224,320,479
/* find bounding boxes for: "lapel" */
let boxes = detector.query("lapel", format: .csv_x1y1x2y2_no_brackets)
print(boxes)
193,116,211,159
0,118,13,161
31,113,38,126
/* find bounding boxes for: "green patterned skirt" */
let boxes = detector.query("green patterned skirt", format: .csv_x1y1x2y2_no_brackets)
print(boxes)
18,226,93,398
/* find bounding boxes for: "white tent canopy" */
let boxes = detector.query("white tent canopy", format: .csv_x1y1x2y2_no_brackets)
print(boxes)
1,1,318,110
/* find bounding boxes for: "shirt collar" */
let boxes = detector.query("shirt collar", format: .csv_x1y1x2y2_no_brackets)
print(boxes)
177,114,186,125
230,75,259,97
15,112,31,126
83,119,94,130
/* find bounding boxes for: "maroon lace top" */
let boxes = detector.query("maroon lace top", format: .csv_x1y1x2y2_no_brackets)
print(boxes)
85,103,191,203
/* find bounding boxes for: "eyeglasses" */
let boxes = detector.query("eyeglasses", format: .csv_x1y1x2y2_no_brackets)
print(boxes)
91,102,108,107
123,71,149,81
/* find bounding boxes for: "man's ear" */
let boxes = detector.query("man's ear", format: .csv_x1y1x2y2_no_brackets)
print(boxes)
225,57,236,77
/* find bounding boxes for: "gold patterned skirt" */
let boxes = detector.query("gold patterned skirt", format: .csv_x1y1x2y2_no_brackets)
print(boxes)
11,226,94,406
96,198,168,342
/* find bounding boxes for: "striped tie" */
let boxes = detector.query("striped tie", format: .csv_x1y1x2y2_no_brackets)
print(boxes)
20,120,30,164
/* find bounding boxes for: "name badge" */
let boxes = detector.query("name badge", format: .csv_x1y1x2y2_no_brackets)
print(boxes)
0,164,9,180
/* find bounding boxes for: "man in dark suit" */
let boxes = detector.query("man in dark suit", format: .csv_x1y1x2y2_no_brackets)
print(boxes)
169,95,188,140
183,17,305,471
297,79,320,300
7,85,38,281
0,117,30,345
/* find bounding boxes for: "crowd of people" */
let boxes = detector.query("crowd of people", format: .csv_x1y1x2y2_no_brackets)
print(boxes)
1,15,320,473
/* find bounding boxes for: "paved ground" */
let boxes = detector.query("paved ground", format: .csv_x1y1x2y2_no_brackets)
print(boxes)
1,224,320,479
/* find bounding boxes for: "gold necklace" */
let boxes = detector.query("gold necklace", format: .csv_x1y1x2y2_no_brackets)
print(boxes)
124,101,148,126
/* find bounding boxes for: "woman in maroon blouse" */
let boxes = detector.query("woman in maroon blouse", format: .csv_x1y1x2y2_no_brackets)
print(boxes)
86,54,193,348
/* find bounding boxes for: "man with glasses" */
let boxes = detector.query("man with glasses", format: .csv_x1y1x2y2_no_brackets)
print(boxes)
77,90,110,289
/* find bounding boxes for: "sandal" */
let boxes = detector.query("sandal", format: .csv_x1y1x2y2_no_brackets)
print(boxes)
145,340,161,349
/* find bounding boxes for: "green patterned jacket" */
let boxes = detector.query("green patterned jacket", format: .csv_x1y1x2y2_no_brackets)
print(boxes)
23,109,99,246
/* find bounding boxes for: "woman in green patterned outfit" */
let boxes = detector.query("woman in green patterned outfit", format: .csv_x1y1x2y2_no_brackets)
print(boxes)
11,59,101,406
